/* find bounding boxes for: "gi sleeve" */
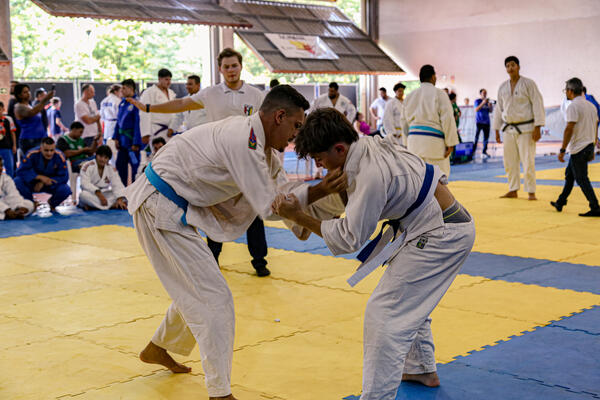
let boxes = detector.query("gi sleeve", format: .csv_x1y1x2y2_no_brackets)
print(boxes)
169,112,184,132
79,162,99,193
16,152,39,183
321,171,387,255
439,92,459,147
528,79,546,126
139,89,151,137
54,153,69,185
0,177,14,214
382,101,395,136
346,101,357,123
190,89,208,106
492,86,505,131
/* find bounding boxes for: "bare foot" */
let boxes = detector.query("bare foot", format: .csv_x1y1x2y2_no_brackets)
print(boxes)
139,341,191,373
402,371,440,387
528,193,537,201
209,395,238,400
500,191,518,198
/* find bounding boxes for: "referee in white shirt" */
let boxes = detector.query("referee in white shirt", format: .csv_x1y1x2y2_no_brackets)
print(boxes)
127,48,271,276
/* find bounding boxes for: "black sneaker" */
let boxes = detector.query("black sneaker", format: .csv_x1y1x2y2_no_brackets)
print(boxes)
579,209,600,217
550,201,563,212
254,265,271,277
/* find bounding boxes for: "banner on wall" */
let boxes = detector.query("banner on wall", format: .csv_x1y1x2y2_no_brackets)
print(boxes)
265,33,339,60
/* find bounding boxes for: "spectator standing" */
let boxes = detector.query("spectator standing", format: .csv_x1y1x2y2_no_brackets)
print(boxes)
473,89,493,158
113,79,142,186
139,69,176,144
312,82,357,122
78,145,127,211
0,157,34,220
404,65,459,177
14,137,71,211
100,84,122,143
13,84,54,154
492,56,545,200
32,88,50,131
56,121,97,173
47,97,68,138
383,82,407,146
370,87,390,131
75,84,102,147
449,93,461,130
0,101,17,177
551,78,599,217
169,75,206,133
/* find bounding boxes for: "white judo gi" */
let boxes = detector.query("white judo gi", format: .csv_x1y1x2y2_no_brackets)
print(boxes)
382,97,408,147
139,84,177,142
78,159,126,210
492,76,545,193
126,113,308,397
404,83,459,177
100,93,121,142
311,137,475,400
0,173,34,220
169,95,208,132
311,93,357,122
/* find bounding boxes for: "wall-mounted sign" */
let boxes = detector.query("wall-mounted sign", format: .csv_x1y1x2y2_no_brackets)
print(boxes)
265,33,338,60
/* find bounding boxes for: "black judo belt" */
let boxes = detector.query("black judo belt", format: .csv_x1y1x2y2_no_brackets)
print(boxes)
502,119,534,134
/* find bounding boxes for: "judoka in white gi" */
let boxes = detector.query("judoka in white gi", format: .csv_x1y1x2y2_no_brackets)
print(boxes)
126,86,343,400
139,69,177,143
274,108,476,400
78,145,127,211
492,56,545,200
383,82,408,147
404,65,459,177
0,157,34,220
100,84,122,142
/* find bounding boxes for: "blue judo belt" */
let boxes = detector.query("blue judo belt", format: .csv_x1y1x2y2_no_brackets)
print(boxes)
408,125,445,139
145,162,189,226
348,163,435,287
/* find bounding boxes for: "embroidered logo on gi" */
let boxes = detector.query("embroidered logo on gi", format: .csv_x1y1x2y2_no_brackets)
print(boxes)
416,236,428,249
248,127,257,150
244,104,254,116
127,104,134,112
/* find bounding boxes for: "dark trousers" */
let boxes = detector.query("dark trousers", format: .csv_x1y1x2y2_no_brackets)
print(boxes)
14,177,72,209
19,138,43,155
557,143,599,210
207,216,268,269
116,148,140,186
474,123,490,154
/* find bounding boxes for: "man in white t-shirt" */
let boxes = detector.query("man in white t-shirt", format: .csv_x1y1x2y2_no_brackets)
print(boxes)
74,84,102,147
169,75,207,132
127,48,270,277
370,87,390,131
551,77,599,217
139,69,177,144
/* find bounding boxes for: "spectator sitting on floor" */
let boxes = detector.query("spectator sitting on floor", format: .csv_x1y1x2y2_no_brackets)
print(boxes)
46,97,68,138
0,157,34,220
56,121,97,173
78,145,127,211
136,137,166,179
14,137,71,212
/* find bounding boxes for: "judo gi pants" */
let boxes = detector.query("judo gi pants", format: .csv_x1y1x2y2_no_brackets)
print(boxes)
13,177,71,209
116,148,140,186
556,143,599,210
207,216,268,269
422,157,451,178
503,131,536,193
0,197,34,219
78,189,119,210
360,218,476,400
133,192,234,397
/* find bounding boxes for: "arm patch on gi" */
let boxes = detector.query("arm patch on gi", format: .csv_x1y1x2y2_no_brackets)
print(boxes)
248,127,257,150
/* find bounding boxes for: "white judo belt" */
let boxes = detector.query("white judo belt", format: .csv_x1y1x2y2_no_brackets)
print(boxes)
347,163,440,287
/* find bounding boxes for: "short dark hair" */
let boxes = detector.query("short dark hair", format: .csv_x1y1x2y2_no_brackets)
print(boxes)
121,79,136,91
449,93,457,101
96,145,112,159
35,88,47,97
583,86,587,94
152,137,166,146
70,121,84,131
187,75,200,85
294,108,359,159
419,65,436,82
260,84,310,115
218,48,243,67
393,82,406,92
14,84,30,101
504,56,519,66
158,68,172,78
566,77,584,95
81,83,93,92
0,101,4,108
379,87,386,92
479,88,486,94
269,79,280,88
41,137,55,146
329,82,339,90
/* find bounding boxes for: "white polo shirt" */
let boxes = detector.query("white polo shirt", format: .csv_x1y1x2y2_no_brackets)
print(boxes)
190,81,264,123
566,95,599,154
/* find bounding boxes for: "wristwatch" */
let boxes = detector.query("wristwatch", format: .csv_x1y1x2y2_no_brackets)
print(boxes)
560,148,566,153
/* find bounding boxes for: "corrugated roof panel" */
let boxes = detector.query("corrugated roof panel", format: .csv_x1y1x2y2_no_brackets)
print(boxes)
241,32,278,52
31,0,252,27
345,39,387,56
326,22,364,39
322,38,353,55
296,20,333,37
258,16,301,34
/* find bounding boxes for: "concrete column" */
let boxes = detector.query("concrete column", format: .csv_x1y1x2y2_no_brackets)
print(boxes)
209,26,221,86
364,0,379,127
220,27,234,49
0,0,13,107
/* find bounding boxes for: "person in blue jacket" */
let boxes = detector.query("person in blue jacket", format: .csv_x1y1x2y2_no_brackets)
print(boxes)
14,137,71,210
113,79,142,186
